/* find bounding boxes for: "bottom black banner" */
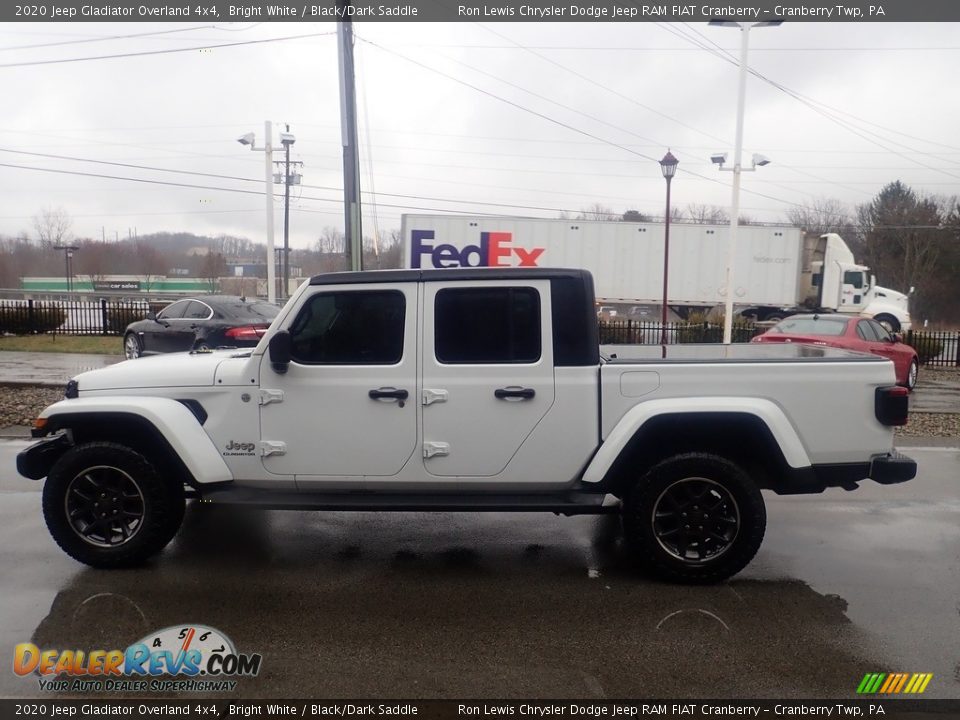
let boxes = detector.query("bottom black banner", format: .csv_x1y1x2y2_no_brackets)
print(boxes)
2,699,959,720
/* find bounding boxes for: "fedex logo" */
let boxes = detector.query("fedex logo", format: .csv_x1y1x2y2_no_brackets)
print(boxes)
410,230,545,269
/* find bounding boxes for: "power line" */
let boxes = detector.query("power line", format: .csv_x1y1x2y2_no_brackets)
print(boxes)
656,22,960,176
0,31,335,68
355,35,808,211
0,25,219,52
474,23,728,146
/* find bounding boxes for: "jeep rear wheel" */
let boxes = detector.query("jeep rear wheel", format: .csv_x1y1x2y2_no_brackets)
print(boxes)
42,442,184,568
622,453,766,584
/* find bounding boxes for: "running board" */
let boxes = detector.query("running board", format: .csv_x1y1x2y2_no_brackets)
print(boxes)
196,487,616,515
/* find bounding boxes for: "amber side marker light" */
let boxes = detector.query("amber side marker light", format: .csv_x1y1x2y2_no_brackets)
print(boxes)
33,418,47,432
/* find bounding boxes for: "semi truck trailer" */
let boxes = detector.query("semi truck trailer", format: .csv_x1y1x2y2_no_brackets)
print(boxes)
401,215,913,331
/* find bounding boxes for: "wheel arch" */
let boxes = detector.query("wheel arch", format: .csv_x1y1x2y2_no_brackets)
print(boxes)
34,398,232,487
583,401,811,496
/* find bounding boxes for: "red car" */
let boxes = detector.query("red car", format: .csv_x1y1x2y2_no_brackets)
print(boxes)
752,314,919,390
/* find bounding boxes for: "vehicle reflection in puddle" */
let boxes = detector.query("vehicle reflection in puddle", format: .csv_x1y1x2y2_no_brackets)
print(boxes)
21,503,889,699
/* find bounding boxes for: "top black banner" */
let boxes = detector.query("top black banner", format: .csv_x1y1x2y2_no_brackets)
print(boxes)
6,0,960,23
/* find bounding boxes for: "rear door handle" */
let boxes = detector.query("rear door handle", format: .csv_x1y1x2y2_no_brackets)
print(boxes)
369,387,409,401
495,387,535,400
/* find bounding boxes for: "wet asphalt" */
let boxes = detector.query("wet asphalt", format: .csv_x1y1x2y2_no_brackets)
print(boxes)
1,441,958,701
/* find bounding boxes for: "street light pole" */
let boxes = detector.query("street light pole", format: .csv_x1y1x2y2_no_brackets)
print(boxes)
54,245,78,293
659,151,679,347
262,121,276,305
283,125,292,300
711,20,781,344
237,125,277,304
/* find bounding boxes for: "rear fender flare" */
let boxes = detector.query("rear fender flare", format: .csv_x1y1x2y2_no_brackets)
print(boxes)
582,397,811,485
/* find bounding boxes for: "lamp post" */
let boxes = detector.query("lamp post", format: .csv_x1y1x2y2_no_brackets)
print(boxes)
710,20,781,344
658,151,678,347
237,122,277,304
53,245,78,293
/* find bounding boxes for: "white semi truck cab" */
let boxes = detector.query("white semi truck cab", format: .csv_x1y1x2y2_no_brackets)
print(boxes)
806,233,912,332
17,268,916,583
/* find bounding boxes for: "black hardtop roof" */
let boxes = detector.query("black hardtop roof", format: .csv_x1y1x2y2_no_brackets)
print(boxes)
309,267,592,286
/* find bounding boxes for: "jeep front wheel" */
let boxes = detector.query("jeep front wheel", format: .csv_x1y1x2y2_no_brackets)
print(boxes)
42,442,184,568
622,453,766,584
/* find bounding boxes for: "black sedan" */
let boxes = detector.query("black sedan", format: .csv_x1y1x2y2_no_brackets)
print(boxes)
123,296,280,359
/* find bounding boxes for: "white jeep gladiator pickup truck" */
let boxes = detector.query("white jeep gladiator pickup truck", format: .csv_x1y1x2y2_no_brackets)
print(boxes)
17,268,916,582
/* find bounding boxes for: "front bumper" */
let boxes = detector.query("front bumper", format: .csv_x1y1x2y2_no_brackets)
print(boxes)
16,433,71,480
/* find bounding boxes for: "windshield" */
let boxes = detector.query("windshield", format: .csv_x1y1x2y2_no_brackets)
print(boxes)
772,317,847,336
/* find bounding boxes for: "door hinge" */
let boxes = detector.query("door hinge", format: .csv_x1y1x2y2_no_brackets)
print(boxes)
422,441,450,459
260,441,287,457
422,388,449,406
259,389,285,406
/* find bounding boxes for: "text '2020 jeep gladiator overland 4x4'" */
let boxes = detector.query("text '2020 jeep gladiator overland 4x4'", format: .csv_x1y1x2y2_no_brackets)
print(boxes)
17,268,916,582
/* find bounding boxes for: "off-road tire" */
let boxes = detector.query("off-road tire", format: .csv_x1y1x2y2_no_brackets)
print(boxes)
42,442,184,568
622,453,766,584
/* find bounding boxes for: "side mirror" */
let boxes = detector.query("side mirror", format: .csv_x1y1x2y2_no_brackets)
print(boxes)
146,311,158,322
891,333,903,344
269,331,292,374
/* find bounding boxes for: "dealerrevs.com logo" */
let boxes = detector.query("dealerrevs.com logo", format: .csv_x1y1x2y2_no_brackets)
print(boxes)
14,624,262,693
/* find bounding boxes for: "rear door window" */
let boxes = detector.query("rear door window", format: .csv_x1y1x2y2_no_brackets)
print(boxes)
434,287,540,364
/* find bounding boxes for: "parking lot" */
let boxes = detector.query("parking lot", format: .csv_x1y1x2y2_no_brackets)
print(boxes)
1,439,957,700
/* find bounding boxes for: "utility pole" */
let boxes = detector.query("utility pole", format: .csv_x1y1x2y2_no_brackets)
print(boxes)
275,125,301,300
337,11,362,271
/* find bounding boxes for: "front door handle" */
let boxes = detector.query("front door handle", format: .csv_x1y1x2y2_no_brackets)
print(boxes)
494,387,536,400
369,387,409,405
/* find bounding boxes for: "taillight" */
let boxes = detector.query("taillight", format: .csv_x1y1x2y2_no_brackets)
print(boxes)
875,386,909,426
225,325,268,341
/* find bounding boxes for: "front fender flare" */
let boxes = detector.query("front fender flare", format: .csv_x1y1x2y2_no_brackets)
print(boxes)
582,397,811,485
36,397,232,485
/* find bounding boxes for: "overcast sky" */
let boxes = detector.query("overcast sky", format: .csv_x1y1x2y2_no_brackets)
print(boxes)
2,20,959,250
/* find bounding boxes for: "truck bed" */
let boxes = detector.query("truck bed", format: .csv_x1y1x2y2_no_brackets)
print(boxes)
598,342,897,467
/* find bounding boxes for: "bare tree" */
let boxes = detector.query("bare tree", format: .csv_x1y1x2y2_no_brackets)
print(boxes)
130,240,166,291
32,207,73,248
784,197,854,237
75,239,111,285
577,203,618,221
200,251,227,293
315,227,347,273
685,203,729,225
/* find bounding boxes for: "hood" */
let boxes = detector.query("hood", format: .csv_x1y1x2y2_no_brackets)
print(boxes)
74,351,232,392
871,285,910,309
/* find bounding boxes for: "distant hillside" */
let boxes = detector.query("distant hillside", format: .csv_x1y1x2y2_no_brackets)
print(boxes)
132,232,265,258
